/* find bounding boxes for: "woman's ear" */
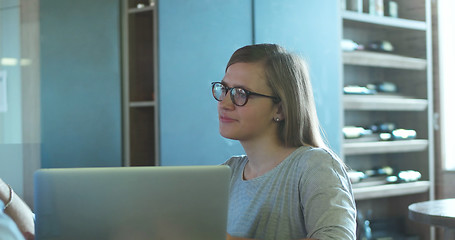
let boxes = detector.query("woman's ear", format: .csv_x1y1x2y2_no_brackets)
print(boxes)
274,102,285,121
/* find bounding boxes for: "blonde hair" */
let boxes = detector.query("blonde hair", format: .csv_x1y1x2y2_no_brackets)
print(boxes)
226,44,326,148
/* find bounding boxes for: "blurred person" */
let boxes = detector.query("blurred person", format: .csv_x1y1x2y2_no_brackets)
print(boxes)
0,179,34,240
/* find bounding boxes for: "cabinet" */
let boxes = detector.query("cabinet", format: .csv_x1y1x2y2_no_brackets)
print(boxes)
122,0,159,166
341,0,434,238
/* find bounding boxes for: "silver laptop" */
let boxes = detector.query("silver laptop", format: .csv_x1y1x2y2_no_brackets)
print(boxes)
34,165,231,240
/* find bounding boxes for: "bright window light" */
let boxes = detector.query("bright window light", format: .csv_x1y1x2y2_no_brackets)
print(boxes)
0,58,18,66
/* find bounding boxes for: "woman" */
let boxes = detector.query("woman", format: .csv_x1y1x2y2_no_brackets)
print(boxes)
212,44,356,240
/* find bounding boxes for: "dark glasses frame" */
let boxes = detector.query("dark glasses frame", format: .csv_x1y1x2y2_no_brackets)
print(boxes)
211,82,280,106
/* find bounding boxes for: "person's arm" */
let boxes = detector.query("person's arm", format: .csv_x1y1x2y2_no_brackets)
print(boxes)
300,150,357,240
0,179,35,240
0,202,25,240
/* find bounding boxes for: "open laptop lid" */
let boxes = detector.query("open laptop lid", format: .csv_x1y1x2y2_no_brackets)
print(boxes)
34,165,231,240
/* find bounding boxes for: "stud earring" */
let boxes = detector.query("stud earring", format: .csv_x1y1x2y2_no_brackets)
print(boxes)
275,118,280,122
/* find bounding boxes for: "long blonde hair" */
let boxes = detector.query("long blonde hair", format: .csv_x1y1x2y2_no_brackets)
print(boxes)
226,44,326,148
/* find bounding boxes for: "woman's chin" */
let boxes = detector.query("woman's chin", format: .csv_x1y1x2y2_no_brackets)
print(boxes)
219,131,239,141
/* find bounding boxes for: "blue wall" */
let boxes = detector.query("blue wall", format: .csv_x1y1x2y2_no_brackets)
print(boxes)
254,0,342,154
40,0,122,168
39,1,342,167
158,0,252,165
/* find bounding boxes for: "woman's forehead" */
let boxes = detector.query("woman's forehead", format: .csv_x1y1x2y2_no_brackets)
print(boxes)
223,62,267,89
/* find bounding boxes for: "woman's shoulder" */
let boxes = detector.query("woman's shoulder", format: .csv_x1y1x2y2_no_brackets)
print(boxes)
294,146,351,188
295,145,338,160
293,146,346,172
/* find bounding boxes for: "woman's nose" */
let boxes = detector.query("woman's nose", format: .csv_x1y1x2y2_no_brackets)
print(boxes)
219,93,235,109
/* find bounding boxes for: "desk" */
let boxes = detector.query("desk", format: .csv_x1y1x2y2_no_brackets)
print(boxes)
408,198,455,239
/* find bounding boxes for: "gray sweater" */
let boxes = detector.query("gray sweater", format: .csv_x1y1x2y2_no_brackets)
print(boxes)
224,146,356,240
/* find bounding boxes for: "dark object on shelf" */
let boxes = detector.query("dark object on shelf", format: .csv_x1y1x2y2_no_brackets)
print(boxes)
376,81,397,93
385,0,399,18
379,132,392,140
348,170,366,183
343,85,376,95
369,0,384,16
341,39,365,51
343,126,373,139
370,122,396,133
351,167,421,187
367,40,394,52
365,166,394,177
386,170,421,183
350,166,394,187
343,81,397,95
398,170,421,182
343,0,363,13
370,122,417,141
392,129,417,140
380,129,417,141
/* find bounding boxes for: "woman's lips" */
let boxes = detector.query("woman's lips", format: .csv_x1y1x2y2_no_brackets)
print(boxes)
219,115,236,123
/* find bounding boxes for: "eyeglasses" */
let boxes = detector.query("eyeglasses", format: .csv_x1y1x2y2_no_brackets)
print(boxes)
211,82,280,106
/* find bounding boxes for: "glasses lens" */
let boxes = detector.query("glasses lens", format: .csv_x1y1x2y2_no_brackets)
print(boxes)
212,83,226,101
231,88,247,106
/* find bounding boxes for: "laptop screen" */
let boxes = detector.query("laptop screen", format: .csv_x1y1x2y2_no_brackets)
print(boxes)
34,165,231,240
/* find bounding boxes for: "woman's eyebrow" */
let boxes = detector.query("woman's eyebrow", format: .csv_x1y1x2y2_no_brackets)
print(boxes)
220,80,250,90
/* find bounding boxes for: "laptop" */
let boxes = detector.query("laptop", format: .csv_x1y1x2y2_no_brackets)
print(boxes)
34,165,231,240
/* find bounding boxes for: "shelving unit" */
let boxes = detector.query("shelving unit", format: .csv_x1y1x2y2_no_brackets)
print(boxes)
122,0,159,166
341,1,433,239
343,95,428,111
353,181,431,200
344,139,429,155
343,51,427,69
342,11,427,30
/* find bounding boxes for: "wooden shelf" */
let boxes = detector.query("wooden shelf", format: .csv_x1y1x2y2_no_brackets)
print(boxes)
129,101,156,108
343,51,427,70
341,1,433,238
123,0,158,166
343,95,428,111
344,139,428,155
342,11,427,31
354,181,430,200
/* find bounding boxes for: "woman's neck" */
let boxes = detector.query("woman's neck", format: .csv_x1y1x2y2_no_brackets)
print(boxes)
241,138,298,180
